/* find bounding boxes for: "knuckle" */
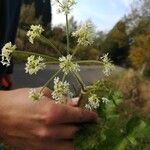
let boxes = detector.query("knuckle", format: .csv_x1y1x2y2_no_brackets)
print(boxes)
42,104,62,125
36,128,49,139
70,127,79,137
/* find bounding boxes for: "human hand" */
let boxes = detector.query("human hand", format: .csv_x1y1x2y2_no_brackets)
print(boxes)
0,87,97,150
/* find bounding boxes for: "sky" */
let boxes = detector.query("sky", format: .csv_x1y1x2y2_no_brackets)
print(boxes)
52,0,134,32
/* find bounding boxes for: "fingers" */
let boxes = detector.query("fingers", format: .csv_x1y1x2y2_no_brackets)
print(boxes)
45,102,98,124
67,97,79,107
36,87,52,99
36,125,79,140
33,140,74,150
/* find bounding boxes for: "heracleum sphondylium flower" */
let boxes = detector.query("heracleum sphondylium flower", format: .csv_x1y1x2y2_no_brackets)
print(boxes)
27,25,44,44
1,42,16,66
52,77,72,103
101,53,115,76
72,21,94,46
25,55,46,75
85,94,100,110
29,89,44,101
101,97,110,104
55,0,76,14
59,54,80,74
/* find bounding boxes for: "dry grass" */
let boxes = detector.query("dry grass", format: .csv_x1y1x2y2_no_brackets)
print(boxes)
113,69,150,116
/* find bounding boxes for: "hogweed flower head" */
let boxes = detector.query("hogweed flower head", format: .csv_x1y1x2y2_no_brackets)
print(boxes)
101,53,115,76
29,89,44,101
101,97,110,104
1,42,16,66
59,54,80,74
27,25,44,44
25,55,46,75
85,94,99,110
72,21,94,46
52,77,72,103
55,0,76,14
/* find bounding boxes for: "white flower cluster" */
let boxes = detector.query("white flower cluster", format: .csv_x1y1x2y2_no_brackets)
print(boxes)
29,89,44,101
59,54,80,74
27,25,44,44
101,53,115,76
55,0,76,14
1,42,16,66
52,77,72,103
72,21,94,46
25,55,46,75
101,97,110,104
85,94,100,110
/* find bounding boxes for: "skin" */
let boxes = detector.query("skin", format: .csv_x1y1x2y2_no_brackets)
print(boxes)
0,87,98,150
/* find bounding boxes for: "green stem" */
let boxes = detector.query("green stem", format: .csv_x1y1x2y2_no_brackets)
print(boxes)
76,60,102,65
13,50,58,61
40,69,62,93
65,14,70,55
72,71,85,91
62,73,66,82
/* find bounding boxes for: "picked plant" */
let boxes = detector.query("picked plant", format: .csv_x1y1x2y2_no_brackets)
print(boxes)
1,1,148,150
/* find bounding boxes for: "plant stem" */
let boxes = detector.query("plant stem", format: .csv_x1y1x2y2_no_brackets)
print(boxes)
62,73,66,82
65,14,70,55
40,69,62,93
72,71,85,91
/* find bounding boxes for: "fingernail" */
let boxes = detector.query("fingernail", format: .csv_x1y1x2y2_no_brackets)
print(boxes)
72,97,79,105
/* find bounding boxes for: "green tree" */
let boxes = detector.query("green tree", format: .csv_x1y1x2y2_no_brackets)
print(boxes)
101,21,129,66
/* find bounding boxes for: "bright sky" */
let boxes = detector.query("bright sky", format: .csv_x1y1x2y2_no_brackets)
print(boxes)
52,0,134,32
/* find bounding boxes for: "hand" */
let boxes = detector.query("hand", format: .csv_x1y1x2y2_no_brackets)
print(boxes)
0,87,97,150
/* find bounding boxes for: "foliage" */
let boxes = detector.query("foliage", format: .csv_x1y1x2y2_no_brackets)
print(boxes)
74,46,99,60
75,74,150,150
101,21,129,65
19,3,41,29
128,34,150,69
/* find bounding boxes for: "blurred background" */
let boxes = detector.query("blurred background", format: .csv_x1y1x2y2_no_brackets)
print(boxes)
11,1,150,149
16,0,150,76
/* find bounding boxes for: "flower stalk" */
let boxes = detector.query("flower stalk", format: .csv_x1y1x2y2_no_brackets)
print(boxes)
65,14,70,55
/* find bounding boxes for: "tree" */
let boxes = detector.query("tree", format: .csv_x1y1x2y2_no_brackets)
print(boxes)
35,0,52,27
129,34,150,70
101,21,129,66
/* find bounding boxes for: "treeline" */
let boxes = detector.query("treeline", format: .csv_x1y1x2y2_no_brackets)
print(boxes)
18,0,150,74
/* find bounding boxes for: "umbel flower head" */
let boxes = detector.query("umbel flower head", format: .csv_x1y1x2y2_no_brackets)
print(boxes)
52,77,72,103
55,0,76,14
27,25,44,44
101,53,115,76
72,21,95,46
59,54,80,74
85,94,100,110
101,97,110,104
1,42,16,66
29,88,44,101
25,55,46,75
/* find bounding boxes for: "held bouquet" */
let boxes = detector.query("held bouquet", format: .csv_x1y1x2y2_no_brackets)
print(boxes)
2,1,147,150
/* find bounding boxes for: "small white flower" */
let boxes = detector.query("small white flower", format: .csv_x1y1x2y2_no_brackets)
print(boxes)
1,42,16,66
101,97,110,104
29,88,44,101
72,21,95,46
55,0,76,14
25,55,46,75
85,94,99,110
101,53,115,76
27,25,44,44
52,77,72,103
59,54,80,74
